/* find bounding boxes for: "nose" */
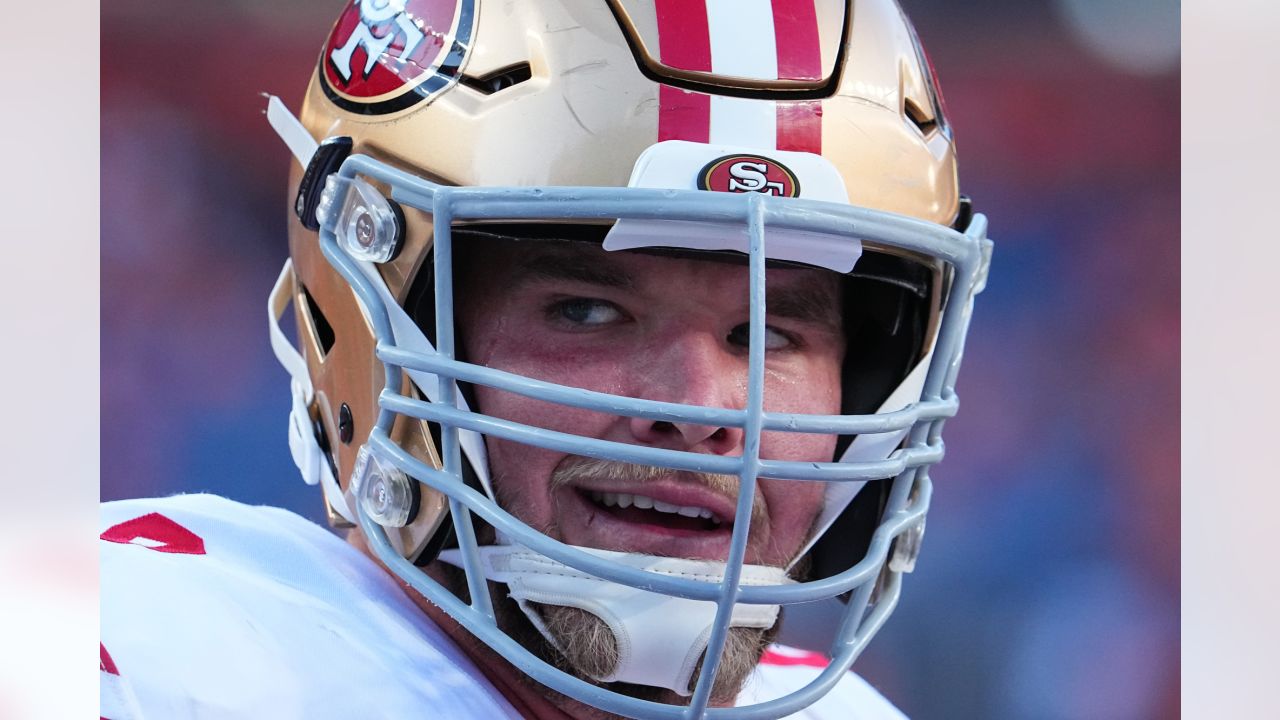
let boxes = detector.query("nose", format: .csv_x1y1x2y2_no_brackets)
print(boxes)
628,330,745,455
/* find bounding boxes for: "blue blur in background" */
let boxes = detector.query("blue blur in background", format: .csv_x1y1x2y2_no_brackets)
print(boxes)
101,1,1178,717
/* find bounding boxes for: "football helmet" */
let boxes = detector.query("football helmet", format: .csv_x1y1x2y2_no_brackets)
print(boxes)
265,0,992,717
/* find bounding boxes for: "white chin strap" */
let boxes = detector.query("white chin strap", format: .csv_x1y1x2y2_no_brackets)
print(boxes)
267,260,356,524
438,544,790,695
263,98,357,524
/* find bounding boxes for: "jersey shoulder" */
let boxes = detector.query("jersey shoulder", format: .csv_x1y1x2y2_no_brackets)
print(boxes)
737,644,908,720
101,494,519,720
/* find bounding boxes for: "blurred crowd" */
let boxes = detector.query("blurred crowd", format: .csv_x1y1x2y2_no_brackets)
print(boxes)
101,1,1179,718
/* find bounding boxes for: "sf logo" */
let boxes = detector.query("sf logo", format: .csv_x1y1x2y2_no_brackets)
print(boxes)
727,161,786,195
330,0,426,83
697,155,801,198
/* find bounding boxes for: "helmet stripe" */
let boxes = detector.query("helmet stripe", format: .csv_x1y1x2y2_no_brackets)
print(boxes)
658,84,711,143
773,0,824,153
653,0,824,154
655,0,712,141
777,99,823,153
772,0,822,82
707,0,779,81
655,0,712,72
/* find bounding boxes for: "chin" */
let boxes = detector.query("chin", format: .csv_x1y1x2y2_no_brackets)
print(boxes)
517,601,773,709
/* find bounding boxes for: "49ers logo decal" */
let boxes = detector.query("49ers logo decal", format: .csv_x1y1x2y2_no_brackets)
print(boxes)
697,155,801,198
319,0,476,116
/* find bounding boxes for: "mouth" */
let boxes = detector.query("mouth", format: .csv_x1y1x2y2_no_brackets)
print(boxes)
558,481,741,561
583,489,728,533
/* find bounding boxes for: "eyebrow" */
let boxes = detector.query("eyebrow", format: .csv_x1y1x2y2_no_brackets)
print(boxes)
506,245,841,330
765,281,842,331
509,248,636,291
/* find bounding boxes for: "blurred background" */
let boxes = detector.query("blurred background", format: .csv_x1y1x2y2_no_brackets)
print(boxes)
101,1,1179,718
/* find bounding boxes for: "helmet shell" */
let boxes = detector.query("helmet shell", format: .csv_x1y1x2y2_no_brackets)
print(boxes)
286,0,958,531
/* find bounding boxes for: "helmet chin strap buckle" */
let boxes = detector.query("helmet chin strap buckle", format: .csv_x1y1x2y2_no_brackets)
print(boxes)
285,376,356,526
286,378,322,486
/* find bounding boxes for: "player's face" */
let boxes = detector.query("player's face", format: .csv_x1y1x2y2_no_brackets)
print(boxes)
455,237,843,568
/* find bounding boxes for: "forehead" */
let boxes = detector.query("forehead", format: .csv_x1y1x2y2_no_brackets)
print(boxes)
456,233,838,297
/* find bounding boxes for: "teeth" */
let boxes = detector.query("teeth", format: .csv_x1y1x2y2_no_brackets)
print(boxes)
590,490,719,522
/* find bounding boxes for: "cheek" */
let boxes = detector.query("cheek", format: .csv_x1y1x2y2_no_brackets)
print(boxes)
472,395,563,531
471,316,637,397
471,346,634,431
765,350,843,409
756,358,842,555
468,345,635,530
760,356,843,460
759,479,826,562
469,306,652,441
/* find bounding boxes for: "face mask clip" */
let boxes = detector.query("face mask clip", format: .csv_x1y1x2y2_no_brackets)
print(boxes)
317,175,407,263
351,443,420,528
888,516,926,573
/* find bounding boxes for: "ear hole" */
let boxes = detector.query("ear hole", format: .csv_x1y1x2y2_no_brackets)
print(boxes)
903,97,938,135
459,62,533,95
302,284,336,356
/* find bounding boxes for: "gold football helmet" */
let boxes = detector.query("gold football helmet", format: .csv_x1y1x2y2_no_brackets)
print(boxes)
266,0,991,716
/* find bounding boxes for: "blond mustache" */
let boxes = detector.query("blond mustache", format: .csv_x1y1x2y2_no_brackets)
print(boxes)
550,456,766,528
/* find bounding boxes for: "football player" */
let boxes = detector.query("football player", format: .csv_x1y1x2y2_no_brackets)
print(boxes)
101,1,992,718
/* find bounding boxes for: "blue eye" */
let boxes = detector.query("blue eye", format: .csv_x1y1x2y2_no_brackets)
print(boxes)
727,324,793,351
553,299,623,326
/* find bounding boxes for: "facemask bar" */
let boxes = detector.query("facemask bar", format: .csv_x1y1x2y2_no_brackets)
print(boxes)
316,152,987,720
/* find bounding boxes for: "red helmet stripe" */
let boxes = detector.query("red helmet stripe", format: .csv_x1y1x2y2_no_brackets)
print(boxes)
659,85,711,143
776,100,822,153
656,0,713,142
654,1,823,153
655,0,713,73
773,0,823,153
772,0,822,82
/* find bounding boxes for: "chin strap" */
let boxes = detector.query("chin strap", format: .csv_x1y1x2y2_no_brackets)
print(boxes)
268,260,356,524
438,544,790,695
264,98,356,523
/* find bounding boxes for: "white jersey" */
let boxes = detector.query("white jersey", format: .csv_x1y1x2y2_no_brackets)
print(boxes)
101,495,904,719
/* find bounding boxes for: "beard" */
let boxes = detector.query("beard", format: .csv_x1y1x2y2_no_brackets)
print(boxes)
526,602,776,706
535,456,780,703
435,562,773,713
450,456,800,711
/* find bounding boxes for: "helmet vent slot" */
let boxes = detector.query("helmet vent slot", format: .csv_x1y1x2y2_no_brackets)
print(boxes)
302,284,336,357
903,97,938,135
459,63,533,95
